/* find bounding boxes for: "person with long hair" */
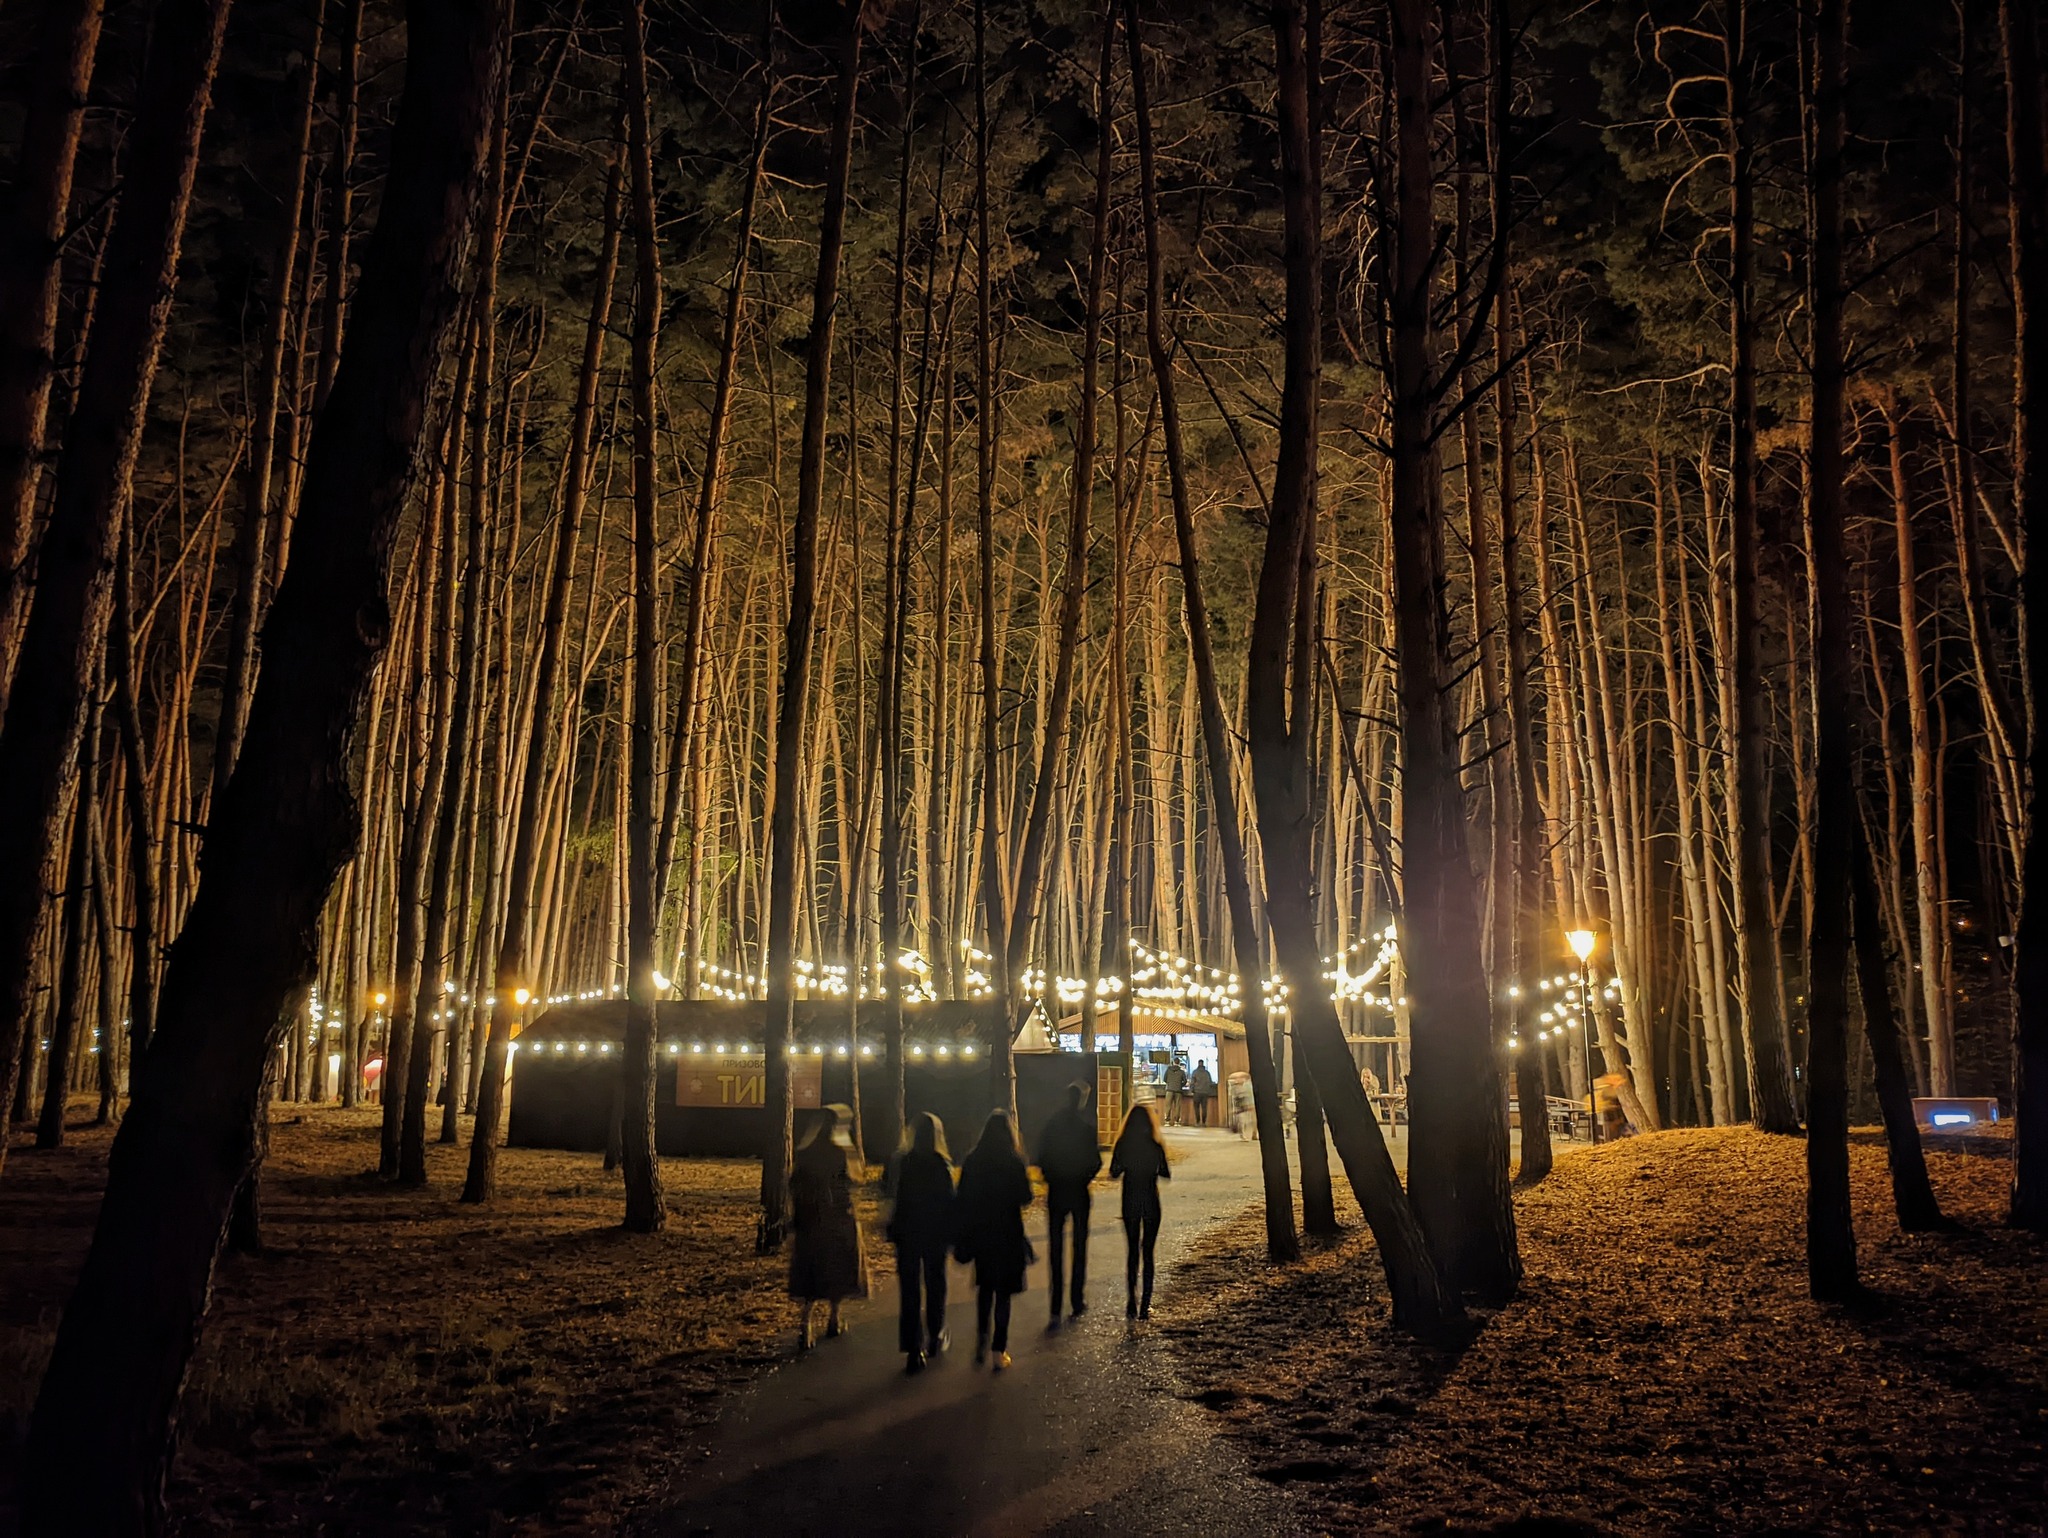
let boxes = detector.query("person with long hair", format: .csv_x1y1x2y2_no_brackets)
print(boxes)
1110,1101,1170,1320
951,1108,1033,1370
789,1104,870,1351
887,1111,956,1374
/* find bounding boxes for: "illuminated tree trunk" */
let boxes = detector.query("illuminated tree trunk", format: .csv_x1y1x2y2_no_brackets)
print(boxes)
464,149,622,1203
1725,0,1799,1133
1125,0,1299,1264
761,0,862,1241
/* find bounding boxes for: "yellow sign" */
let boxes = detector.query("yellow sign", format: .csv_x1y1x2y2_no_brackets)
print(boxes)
676,1053,823,1109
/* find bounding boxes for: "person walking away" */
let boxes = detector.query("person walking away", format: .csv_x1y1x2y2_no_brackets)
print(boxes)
887,1111,956,1374
789,1104,871,1351
1035,1082,1102,1325
1163,1056,1187,1126
953,1108,1033,1370
1111,1102,1170,1319
1190,1061,1215,1127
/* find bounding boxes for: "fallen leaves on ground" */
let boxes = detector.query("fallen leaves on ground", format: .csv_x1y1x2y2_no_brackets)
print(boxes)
2,1105,893,1535
1155,1128,2048,1536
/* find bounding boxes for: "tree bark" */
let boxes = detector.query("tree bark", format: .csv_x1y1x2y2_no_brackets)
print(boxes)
0,0,104,708
464,149,623,1203
21,4,502,1524
2001,0,2048,1230
0,0,235,1183
761,0,862,1242
1802,0,1856,1300
1124,0,1299,1264
620,0,667,1233
1726,0,1800,1132
1377,0,1517,1304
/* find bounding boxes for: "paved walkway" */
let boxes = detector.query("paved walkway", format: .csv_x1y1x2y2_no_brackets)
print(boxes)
642,1128,1302,1538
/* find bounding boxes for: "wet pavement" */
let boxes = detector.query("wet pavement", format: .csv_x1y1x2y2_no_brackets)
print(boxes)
640,1127,1304,1538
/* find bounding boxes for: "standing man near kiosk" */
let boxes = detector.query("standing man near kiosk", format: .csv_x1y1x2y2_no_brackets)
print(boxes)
1037,1082,1103,1324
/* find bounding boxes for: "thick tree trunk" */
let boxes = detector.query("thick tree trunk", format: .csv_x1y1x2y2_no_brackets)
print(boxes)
760,0,862,1242
0,0,234,1183
0,0,104,707
1802,0,1856,1301
21,5,502,1525
2001,0,2048,1230
1378,0,1517,1304
620,0,667,1233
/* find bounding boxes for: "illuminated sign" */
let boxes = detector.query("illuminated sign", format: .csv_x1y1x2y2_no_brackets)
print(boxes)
676,1053,823,1109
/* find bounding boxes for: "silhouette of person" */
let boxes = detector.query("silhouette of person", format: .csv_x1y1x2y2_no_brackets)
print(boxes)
952,1109,1033,1370
887,1111,956,1374
1110,1101,1170,1319
789,1104,870,1351
1034,1082,1102,1324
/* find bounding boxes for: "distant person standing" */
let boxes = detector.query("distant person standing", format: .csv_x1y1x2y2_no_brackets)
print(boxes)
1228,1071,1255,1140
1190,1061,1215,1127
1110,1102,1170,1319
789,1105,870,1351
1035,1083,1103,1325
1163,1056,1188,1125
887,1112,956,1374
953,1109,1034,1370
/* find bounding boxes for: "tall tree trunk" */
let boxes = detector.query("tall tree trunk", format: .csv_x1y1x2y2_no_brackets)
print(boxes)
0,0,104,707
464,149,623,1203
2002,0,2048,1229
972,0,1015,1112
0,0,235,1182
214,0,325,801
761,0,862,1242
112,512,157,1061
21,6,502,1524
1376,0,1517,1304
620,0,667,1233
1124,0,1299,1264
36,713,96,1148
1802,0,1856,1300
1726,0,1800,1132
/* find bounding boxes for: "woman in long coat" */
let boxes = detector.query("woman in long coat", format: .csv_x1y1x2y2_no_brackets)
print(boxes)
1110,1102,1170,1319
789,1104,870,1350
887,1112,956,1374
951,1109,1033,1371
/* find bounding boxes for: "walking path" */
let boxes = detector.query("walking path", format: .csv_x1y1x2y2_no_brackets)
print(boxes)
642,1118,1579,1537
642,1127,1301,1538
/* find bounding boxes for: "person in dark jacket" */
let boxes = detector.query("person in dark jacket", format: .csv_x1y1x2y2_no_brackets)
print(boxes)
789,1104,870,1351
1190,1061,1215,1126
1110,1101,1170,1319
1034,1083,1103,1324
952,1109,1034,1370
887,1112,956,1374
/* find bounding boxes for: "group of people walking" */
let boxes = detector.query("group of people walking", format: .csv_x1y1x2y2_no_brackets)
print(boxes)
785,1090,1172,1377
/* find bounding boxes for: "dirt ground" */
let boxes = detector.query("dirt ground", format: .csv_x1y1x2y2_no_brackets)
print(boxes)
0,1103,891,1536
1154,1128,2048,1536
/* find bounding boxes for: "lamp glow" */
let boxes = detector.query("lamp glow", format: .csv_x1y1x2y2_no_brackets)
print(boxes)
1566,928,1597,963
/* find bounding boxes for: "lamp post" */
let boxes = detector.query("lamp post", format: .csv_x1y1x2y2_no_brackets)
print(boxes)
1566,929,1598,1142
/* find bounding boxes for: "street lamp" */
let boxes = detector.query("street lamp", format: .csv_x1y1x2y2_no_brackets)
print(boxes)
1565,929,1598,1142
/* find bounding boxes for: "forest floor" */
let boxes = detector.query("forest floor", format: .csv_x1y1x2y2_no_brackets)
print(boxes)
0,1103,879,1536
1154,1126,2048,1536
